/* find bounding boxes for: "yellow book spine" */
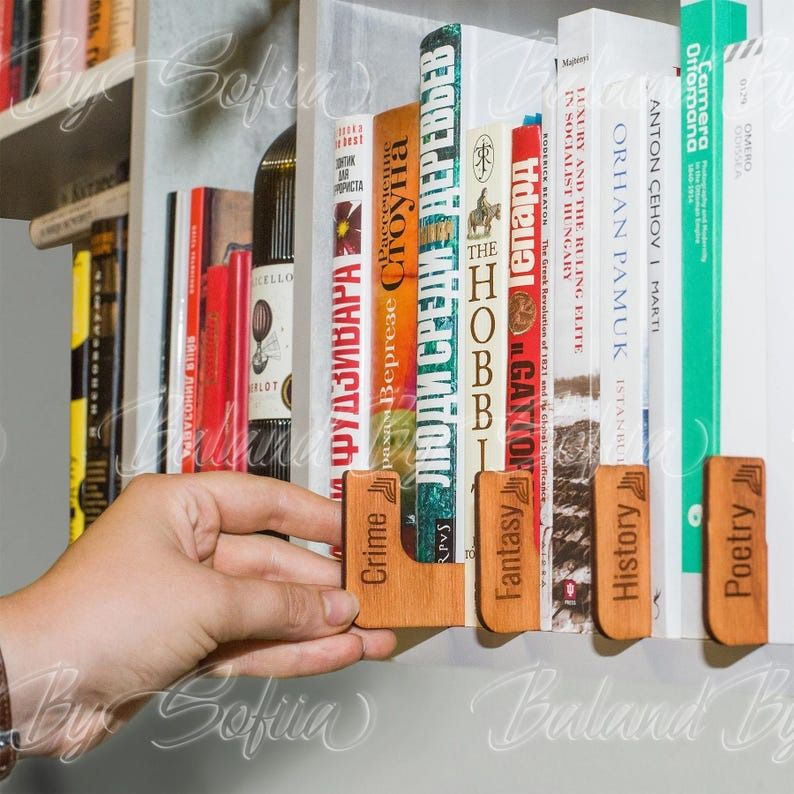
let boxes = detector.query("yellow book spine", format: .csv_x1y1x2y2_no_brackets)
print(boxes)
70,250,91,543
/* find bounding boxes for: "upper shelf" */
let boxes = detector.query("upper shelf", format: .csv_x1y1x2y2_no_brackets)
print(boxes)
0,50,134,220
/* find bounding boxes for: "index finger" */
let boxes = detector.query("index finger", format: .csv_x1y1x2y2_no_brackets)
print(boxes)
177,472,341,546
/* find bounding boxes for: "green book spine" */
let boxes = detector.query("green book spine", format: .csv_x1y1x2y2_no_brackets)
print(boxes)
416,24,462,563
680,0,747,575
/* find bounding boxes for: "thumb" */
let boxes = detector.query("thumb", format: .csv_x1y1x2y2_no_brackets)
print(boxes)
207,573,361,644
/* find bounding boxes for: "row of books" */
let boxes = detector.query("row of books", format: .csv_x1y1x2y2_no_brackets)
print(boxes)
69,213,127,541
0,0,134,111
327,0,791,642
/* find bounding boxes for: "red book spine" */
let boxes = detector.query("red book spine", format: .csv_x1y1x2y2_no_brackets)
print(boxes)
198,264,230,472
225,250,251,472
181,187,205,473
0,0,13,110
506,123,543,551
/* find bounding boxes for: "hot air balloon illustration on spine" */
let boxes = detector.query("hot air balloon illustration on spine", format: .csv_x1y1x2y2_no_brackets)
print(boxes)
251,299,282,375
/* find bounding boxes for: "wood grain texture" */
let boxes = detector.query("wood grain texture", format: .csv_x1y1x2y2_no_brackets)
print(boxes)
474,471,539,633
342,470,465,628
704,457,768,646
592,465,652,640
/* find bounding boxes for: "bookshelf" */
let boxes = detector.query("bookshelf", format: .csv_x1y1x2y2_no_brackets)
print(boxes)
2,2,794,792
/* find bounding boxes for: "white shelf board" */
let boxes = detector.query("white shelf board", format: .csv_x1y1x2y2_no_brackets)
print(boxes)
0,50,134,220
393,626,793,677
0,49,134,142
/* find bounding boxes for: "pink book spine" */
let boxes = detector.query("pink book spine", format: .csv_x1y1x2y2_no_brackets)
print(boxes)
226,250,252,472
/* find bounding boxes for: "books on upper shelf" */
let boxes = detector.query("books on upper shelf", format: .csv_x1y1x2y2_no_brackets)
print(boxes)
0,0,135,109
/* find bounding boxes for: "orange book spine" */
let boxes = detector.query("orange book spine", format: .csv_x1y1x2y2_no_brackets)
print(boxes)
369,102,420,557
86,0,112,67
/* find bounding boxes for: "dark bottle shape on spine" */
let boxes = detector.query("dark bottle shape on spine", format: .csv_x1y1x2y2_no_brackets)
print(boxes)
248,123,296,480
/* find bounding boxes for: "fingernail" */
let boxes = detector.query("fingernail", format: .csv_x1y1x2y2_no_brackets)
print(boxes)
322,590,360,626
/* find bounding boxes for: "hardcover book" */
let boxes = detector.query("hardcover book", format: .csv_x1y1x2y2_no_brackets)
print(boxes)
416,23,555,564
505,122,545,626
539,85,556,631
369,103,419,560
553,8,678,632
70,247,91,543
329,114,373,509
83,215,127,527
86,0,112,68
182,187,251,473
647,75,682,638
599,76,650,469
680,0,747,638
463,121,511,625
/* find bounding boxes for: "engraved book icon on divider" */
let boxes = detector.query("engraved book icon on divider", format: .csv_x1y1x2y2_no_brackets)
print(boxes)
368,476,397,504
501,477,530,505
731,464,763,497
618,471,647,502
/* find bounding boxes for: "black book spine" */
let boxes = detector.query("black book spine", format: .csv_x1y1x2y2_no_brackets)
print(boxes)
83,215,127,527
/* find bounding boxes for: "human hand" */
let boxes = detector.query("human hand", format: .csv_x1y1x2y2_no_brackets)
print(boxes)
0,473,397,759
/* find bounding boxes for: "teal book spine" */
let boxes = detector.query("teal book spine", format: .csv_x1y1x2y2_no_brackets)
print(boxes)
680,0,746,616
416,24,462,563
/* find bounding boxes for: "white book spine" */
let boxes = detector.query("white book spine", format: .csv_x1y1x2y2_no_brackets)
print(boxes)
166,192,190,474
553,9,679,633
29,182,130,249
599,77,649,468
329,114,373,505
763,2,794,644
463,122,511,626
647,75,682,639
540,83,556,631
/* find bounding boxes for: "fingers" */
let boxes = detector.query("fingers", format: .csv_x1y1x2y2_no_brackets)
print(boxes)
205,629,398,678
209,573,360,645
213,533,341,587
179,472,342,546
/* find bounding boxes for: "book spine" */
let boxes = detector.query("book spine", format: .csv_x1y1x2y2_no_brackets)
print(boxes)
0,0,12,110
197,263,230,472
329,115,373,501
226,249,251,473
505,123,543,615
599,78,649,468
166,191,189,473
181,187,205,473
29,181,130,249
370,102,419,559
647,76,682,638
85,0,111,68
109,0,133,57
36,0,60,92
8,0,25,103
20,0,40,99
61,0,88,78
553,17,599,633
417,24,463,563
539,85,556,631
463,122,510,625
83,216,127,527
70,248,91,543
680,0,747,638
